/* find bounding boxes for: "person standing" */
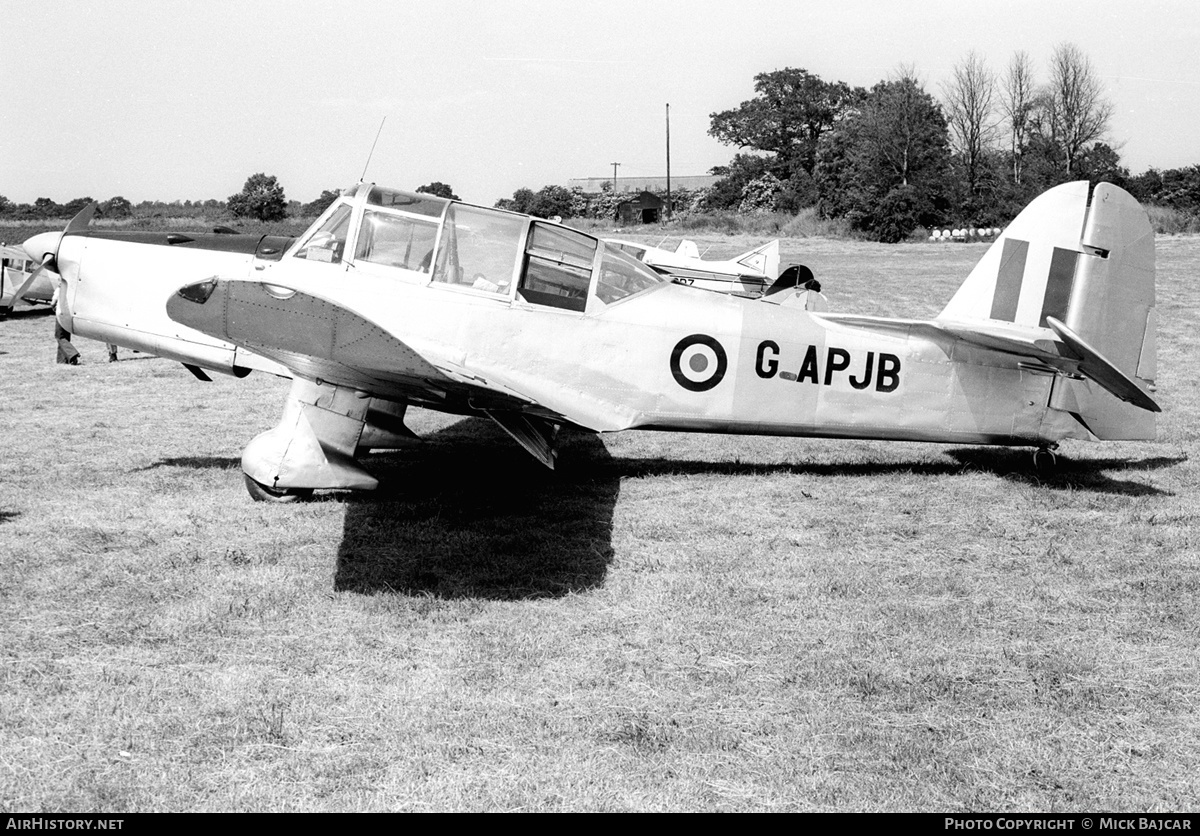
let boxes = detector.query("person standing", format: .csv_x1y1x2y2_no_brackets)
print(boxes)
51,285,81,365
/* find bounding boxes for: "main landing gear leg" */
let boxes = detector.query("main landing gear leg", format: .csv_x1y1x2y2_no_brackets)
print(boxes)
241,377,379,501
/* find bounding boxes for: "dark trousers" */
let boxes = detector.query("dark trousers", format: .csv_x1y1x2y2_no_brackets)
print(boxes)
55,321,80,365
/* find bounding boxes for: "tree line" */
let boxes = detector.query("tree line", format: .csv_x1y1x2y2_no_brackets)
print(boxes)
494,43,1198,241
0,176,467,225
700,44,1197,240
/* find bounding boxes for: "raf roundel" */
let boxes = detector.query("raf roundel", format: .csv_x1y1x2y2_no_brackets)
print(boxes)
670,334,728,392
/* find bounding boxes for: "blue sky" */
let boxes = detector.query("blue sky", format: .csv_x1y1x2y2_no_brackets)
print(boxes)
3,0,1197,206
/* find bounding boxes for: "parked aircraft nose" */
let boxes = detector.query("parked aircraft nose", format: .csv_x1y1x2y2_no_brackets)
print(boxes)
22,231,61,265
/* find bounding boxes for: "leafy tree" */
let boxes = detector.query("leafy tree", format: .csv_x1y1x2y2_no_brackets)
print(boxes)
1012,131,1073,196
530,185,574,219
495,187,536,213
62,197,95,216
302,189,341,216
227,173,288,221
700,155,772,210
416,182,459,200
861,72,948,189
0,194,11,216
102,196,133,218
494,185,574,219
738,172,784,213
946,150,1014,225
708,68,864,215
776,164,819,213
1076,143,1129,189
709,68,864,175
1157,165,1200,212
1124,168,1161,205
815,73,951,241
33,197,63,217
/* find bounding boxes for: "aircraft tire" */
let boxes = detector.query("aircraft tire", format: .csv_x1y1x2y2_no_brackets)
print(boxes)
243,473,314,503
1032,446,1058,477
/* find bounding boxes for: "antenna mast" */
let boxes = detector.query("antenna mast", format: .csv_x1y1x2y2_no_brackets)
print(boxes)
360,116,387,182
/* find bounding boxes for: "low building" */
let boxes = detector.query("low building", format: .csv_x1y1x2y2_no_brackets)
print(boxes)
567,175,719,194
616,191,666,224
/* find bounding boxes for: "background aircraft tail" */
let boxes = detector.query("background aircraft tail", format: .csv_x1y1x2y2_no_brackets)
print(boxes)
937,181,1157,439
730,240,780,279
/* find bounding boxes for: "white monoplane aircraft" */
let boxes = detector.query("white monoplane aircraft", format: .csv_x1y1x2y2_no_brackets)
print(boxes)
1,243,57,315
605,238,781,296
23,180,1158,501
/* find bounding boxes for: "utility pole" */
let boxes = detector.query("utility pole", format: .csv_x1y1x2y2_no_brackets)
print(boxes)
610,161,621,193
665,103,672,221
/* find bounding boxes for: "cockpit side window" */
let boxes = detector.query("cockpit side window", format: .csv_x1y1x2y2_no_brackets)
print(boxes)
517,223,597,313
293,203,353,264
355,209,439,273
432,204,524,294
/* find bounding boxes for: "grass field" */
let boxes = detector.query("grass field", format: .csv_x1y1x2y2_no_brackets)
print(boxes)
1,234,1197,812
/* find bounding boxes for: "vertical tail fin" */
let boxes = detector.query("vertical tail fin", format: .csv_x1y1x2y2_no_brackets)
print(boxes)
728,240,780,279
939,181,1154,384
938,181,1157,438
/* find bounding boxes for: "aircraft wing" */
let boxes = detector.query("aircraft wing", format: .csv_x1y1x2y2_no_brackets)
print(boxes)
164,278,631,430
821,312,1159,412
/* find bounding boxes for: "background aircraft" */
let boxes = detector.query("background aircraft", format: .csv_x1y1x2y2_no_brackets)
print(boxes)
1,244,57,315
605,237,782,296
23,180,1159,501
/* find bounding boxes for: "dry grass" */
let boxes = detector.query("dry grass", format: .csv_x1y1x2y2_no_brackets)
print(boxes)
1,236,1197,812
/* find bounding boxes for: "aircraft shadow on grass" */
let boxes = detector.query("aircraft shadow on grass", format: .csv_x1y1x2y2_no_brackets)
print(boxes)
335,419,620,600
135,456,241,472
0,308,54,319
607,449,1180,496
334,419,1181,599
944,448,1181,496
134,420,1181,600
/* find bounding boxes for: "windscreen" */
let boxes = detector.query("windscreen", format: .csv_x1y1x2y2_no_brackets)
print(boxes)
293,203,353,263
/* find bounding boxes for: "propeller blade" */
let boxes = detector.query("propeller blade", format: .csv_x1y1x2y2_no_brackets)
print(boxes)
65,202,98,233
1,257,50,314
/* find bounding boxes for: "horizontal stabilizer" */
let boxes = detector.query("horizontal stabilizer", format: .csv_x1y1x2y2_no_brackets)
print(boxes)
824,312,1066,364
1045,317,1160,412
821,310,1159,413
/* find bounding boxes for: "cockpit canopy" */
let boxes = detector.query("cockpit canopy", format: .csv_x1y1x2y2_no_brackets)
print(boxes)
290,183,666,312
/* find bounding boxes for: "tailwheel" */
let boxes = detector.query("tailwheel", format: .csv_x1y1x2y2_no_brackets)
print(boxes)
243,473,314,503
1032,445,1059,477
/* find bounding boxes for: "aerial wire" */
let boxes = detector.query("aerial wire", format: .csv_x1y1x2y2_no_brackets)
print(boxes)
360,117,387,183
